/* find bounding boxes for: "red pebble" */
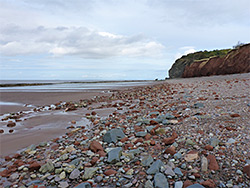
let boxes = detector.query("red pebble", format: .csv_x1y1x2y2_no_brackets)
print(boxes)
230,113,240,118
201,179,216,188
164,146,176,155
183,180,193,188
104,169,117,176
120,137,129,143
204,145,213,151
207,154,219,171
29,162,41,171
243,165,250,178
89,140,104,153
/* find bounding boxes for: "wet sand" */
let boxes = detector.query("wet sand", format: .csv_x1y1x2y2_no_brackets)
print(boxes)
0,89,119,156
0,91,108,114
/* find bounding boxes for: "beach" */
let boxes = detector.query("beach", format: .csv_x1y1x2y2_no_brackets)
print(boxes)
0,74,249,187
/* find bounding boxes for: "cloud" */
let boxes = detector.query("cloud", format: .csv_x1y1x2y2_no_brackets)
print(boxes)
175,46,196,60
0,25,164,58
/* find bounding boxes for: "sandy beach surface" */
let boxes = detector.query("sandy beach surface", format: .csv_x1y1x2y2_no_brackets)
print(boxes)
0,73,249,187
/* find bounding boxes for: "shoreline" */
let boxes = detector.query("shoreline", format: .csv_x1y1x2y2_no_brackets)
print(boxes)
0,80,154,87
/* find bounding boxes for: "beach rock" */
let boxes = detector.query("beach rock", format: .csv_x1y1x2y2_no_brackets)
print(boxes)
209,138,220,147
145,180,154,188
201,179,216,188
163,131,178,145
60,171,66,179
104,169,117,176
95,175,103,183
243,165,250,178
227,138,236,144
201,156,208,172
103,128,125,143
83,167,98,180
59,153,69,161
29,161,41,171
136,131,147,137
107,147,122,163
89,140,104,153
174,167,183,177
141,155,154,167
39,160,54,174
164,166,175,176
154,173,169,188
173,152,182,159
59,181,69,188
146,126,155,132
186,184,205,188
164,146,176,155
69,169,80,180
207,154,219,171
194,103,204,108
204,145,213,151
9,129,14,133
74,182,92,188
147,160,164,175
184,151,199,162
7,121,16,127
9,172,19,182
26,180,44,186
185,139,196,146
183,180,193,188
90,156,99,165
164,113,176,119
175,181,184,188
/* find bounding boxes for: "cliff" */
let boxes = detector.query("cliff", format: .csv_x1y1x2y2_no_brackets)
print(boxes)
169,43,250,78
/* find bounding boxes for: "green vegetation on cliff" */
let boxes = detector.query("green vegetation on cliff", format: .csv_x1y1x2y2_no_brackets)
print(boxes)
169,48,231,78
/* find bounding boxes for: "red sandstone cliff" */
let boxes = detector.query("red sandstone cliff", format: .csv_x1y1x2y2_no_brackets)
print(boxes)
182,43,250,78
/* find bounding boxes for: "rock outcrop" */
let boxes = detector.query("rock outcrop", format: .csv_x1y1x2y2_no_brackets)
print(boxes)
169,43,250,78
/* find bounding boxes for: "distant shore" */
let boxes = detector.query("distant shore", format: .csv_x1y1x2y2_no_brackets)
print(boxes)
0,80,153,87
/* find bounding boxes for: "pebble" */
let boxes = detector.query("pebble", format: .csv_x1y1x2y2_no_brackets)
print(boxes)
83,167,98,180
154,173,169,188
59,181,69,188
174,167,183,177
95,175,103,183
145,180,154,188
136,131,147,137
187,184,205,188
201,156,208,172
175,181,183,188
164,166,175,177
209,137,220,147
39,160,54,173
107,147,122,163
74,182,92,188
9,173,19,182
141,155,154,167
147,160,164,175
60,171,66,179
69,168,80,179
103,128,125,143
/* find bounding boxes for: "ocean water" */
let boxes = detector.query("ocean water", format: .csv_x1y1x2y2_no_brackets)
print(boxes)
0,80,153,92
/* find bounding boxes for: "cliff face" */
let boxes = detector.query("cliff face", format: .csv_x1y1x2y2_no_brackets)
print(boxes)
169,43,250,78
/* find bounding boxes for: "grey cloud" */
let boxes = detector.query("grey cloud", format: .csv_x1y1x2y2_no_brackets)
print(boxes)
0,25,164,58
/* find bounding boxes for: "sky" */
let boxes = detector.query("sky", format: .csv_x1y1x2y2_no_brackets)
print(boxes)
0,0,249,80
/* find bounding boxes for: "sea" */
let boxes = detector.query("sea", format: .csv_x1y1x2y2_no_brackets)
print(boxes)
0,80,154,92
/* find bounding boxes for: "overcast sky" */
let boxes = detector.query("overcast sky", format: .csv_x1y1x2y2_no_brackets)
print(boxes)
0,0,249,80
